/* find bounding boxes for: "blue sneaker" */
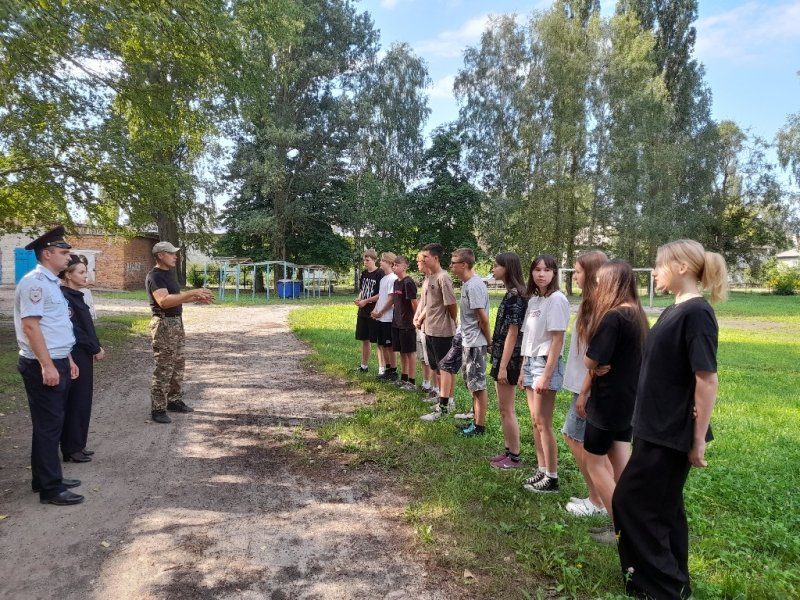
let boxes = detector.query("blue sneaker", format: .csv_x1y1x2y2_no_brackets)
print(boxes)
459,422,485,437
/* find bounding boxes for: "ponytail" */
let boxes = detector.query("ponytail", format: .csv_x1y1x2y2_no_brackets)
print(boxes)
656,240,729,303
702,251,728,303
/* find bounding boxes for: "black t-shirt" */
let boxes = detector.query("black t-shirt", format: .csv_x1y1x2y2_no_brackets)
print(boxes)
392,276,417,329
633,298,718,452
357,268,383,317
585,308,645,431
490,288,526,365
145,267,182,317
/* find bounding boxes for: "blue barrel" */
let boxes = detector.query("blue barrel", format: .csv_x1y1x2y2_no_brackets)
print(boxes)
277,279,303,299
15,248,37,284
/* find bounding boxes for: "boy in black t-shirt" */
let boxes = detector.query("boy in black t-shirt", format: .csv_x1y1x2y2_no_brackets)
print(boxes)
354,249,383,373
390,256,418,389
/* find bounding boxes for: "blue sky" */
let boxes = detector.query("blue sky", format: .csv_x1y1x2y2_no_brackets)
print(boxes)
359,0,800,149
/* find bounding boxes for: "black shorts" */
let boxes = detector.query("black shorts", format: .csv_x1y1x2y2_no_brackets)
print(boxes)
490,353,523,386
584,422,633,456
355,314,378,342
377,321,393,347
425,334,455,372
392,327,416,353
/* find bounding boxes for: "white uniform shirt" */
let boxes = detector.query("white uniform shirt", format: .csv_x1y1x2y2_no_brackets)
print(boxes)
14,264,76,359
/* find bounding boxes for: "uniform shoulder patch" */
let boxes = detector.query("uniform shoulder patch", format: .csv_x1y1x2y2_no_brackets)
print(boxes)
30,287,43,303
34,272,44,280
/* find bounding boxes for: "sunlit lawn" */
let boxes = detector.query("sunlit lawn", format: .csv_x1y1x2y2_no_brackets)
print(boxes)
289,292,800,599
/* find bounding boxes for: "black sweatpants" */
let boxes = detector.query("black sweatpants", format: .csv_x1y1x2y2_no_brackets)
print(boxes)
613,438,693,600
61,347,94,455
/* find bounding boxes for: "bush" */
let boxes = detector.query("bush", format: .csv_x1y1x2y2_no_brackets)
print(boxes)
767,265,800,295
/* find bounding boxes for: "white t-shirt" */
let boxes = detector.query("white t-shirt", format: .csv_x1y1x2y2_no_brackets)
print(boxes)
563,317,589,393
376,272,398,323
520,291,570,358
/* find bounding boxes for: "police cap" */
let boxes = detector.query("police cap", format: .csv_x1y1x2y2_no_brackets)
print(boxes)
24,226,72,252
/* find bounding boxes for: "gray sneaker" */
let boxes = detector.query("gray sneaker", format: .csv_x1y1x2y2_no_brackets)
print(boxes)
421,404,446,421
454,410,474,420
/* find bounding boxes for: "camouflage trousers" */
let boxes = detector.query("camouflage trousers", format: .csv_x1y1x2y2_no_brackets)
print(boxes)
150,316,185,412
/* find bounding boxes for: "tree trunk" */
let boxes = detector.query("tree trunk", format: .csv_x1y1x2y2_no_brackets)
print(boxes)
156,212,185,285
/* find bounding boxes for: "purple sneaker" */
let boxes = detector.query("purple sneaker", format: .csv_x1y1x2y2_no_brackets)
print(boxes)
489,452,509,464
491,456,524,470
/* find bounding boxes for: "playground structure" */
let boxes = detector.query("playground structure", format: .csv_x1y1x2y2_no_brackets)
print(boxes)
198,258,338,302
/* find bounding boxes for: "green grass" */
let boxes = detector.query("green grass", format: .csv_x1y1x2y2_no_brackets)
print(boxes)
289,294,800,599
0,315,149,421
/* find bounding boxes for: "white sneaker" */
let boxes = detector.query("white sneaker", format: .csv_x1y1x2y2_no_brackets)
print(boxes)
447,398,455,412
420,404,445,421
566,498,607,517
454,410,474,420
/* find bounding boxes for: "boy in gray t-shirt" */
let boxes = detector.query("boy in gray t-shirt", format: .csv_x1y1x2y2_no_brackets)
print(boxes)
451,248,491,436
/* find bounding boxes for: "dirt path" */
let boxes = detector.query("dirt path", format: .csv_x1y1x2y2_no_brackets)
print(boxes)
0,297,456,600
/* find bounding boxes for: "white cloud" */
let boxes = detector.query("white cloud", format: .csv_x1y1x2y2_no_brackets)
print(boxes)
696,1,800,64
427,74,456,99
381,0,400,8
413,14,494,58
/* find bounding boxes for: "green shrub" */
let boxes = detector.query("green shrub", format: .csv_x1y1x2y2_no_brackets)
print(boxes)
767,264,800,295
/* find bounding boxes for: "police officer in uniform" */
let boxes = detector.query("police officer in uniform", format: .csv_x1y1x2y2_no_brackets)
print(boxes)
14,226,84,505
145,242,213,423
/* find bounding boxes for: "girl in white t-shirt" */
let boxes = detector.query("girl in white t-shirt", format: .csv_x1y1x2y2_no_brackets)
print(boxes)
561,250,611,517
519,255,571,494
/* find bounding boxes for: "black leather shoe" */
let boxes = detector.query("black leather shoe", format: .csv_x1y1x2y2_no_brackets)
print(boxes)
81,448,95,456
41,490,85,505
32,478,81,493
166,400,194,413
63,451,92,463
151,410,172,424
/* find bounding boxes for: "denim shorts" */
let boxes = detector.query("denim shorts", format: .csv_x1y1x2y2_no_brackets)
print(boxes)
561,393,587,442
522,355,564,390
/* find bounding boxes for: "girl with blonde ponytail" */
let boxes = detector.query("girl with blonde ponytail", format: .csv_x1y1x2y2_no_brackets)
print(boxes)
613,240,727,600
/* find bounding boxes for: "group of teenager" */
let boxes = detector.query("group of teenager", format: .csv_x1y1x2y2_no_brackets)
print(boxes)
354,239,727,600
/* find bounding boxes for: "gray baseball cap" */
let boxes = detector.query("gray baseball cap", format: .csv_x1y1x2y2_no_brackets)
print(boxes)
152,241,181,254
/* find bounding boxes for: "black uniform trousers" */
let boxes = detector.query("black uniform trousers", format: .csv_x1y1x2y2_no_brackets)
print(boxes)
61,347,93,455
613,438,693,600
18,356,71,500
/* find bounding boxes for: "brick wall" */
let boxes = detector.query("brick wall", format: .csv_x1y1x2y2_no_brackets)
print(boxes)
68,234,156,290
1,230,157,290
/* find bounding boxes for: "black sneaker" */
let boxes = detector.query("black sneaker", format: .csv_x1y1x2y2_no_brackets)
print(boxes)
151,410,172,424
355,366,368,373
523,474,559,494
166,400,194,413
384,370,398,381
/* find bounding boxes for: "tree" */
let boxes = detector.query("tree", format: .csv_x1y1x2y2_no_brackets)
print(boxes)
703,121,792,267
403,126,485,261
454,14,531,254
221,0,378,269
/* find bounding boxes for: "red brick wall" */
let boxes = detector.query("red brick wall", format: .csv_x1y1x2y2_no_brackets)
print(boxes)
68,233,156,290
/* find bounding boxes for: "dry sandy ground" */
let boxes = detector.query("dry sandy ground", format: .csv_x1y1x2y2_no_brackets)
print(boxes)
0,292,460,600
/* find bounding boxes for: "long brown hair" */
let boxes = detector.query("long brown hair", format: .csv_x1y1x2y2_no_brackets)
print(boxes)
575,250,609,344
526,254,559,297
585,260,649,346
495,252,527,296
